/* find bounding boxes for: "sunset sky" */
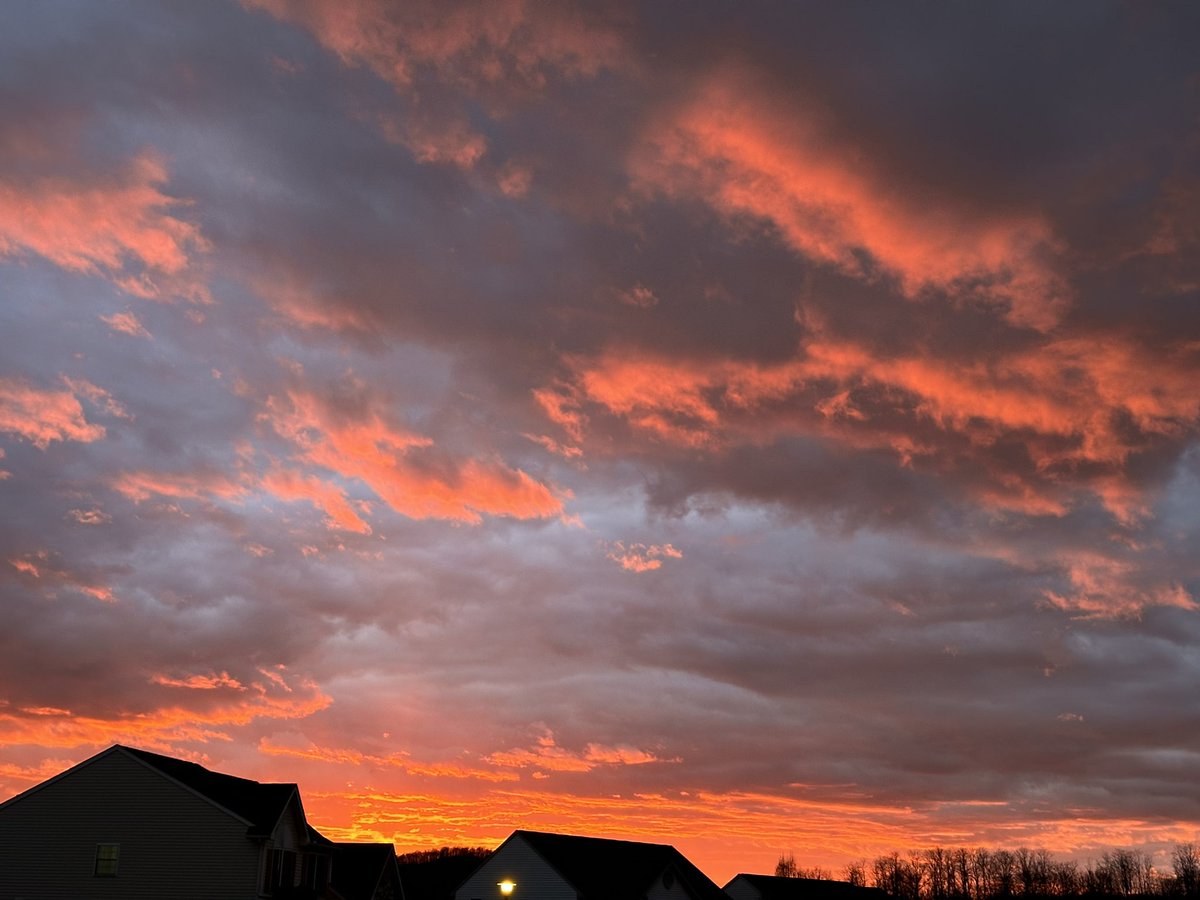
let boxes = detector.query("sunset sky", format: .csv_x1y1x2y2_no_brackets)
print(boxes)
3,0,1200,884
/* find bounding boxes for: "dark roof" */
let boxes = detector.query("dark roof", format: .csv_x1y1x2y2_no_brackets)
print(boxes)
398,852,490,900
330,842,400,900
120,745,298,836
725,874,889,900
515,830,727,900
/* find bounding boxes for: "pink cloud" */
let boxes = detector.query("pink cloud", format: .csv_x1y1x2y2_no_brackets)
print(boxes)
7,551,116,603
111,469,246,503
263,388,564,524
630,66,1068,330
0,152,208,301
605,541,683,573
0,378,106,448
67,508,112,526
100,310,151,339
1042,551,1197,619
260,467,374,534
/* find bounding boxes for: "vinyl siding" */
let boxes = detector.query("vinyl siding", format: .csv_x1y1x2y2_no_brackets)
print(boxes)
455,836,577,900
0,749,264,900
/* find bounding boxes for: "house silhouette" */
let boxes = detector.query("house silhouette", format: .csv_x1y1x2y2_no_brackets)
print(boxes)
454,830,728,900
0,744,398,900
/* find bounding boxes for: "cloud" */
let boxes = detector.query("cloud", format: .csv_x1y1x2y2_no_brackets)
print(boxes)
100,310,152,339
542,323,1200,529
260,737,519,783
630,65,1068,330
111,469,246,504
1042,551,1197,619
0,377,107,448
7,550,116,603
244,0,624,91
244,0,626,169
260,467,374,534
0,152,208,301
261,387,565,524
604,541,683,573
151,671,246,691
0,668,330,752
485,728,675,774
2,1,1200,880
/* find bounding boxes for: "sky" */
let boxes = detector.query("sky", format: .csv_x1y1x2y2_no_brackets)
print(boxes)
2,0,1200,884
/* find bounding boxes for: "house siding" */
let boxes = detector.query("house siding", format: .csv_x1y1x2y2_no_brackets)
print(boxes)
455,836,577,900
0,749,263,900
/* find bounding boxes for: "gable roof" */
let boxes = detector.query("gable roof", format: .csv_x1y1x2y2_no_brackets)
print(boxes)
118,745,300,837
514,830,727,900
330,842,401,900
724,874,888,900
399,852,490,900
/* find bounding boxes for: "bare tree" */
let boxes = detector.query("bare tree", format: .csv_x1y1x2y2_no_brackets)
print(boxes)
1096,849,1153,896
845,861,868,888
924,848,954,900
1175,844,1200,898
1015,848,1054,897
776,853,799,879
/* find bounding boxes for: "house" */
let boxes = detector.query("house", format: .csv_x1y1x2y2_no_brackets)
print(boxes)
329,842,403,900
724,874,888,900
454,830,728,900
0,744,393,900
397,848,491,900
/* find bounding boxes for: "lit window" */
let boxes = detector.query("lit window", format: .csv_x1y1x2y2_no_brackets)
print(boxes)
94,843,120,877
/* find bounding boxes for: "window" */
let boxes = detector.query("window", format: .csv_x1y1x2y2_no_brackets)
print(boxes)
262,847,298,895
94,843,120,877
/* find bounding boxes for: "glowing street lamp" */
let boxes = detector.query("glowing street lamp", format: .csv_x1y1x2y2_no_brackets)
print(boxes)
498,881,516,896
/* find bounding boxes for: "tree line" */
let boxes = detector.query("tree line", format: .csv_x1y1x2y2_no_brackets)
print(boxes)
776,844,1200,899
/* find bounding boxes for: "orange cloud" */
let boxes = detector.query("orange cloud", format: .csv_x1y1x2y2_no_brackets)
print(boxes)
524,433,584,460
260,467,373,534
263,389,564,523
604,541,683,573
260,737,518,783
245,0,624,170
546,326,1200,529
1042,550,1197,619
0,377,107,448
0,152,208,301
485,728,674,774
245,0,623,90
0,669,330,753
630,66,1067,330
151,671,246,691
8,550,115,603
